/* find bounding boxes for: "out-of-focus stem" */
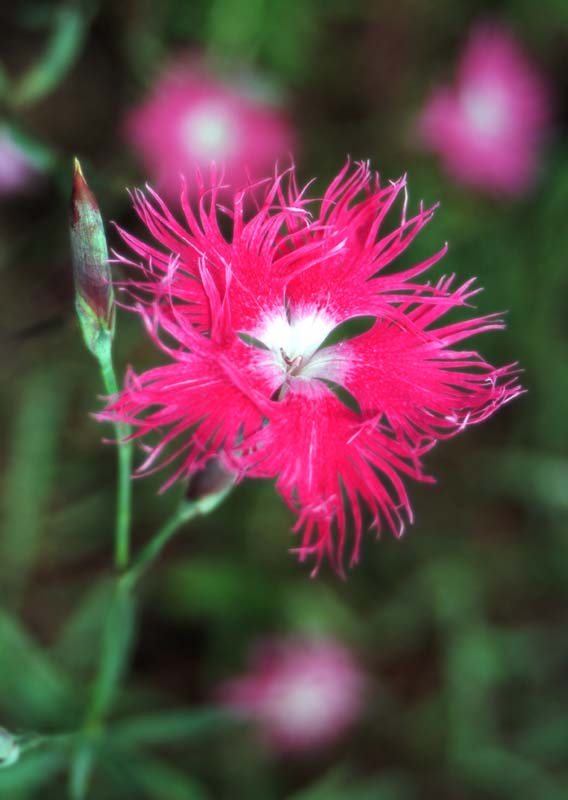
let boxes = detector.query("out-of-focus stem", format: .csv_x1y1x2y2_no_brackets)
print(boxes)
86,579,135,726
72,575,135,799
122,483,234,590
68,742,95,800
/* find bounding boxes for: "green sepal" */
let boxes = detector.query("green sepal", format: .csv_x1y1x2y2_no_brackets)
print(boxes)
74,291,114,363
69,159,115,359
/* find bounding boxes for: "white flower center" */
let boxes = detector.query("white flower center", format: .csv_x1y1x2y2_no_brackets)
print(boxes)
268,676,334,733
461,85,509,138
249,306,347,393
181,104,235,160
260,308,333,368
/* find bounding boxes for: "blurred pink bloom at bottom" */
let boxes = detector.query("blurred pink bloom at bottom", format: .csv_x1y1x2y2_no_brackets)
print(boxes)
417,23,551,195
219,638,366,752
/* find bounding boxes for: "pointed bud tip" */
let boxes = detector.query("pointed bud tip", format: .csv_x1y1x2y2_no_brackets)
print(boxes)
69,159,115,349
70,158,98,225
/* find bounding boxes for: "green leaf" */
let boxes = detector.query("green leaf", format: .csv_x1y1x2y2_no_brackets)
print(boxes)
0,367,67,604
120,755,208,800
459,747,567,800
53,578,115,674
518,712,568,761
86,582,136,725
68,742,96,800
12,5,89,107
0,750,64,798
109,708,231,748
0,609,75,726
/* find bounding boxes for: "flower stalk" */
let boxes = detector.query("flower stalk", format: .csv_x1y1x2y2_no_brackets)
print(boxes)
97,344,133,570
69,158,132,570
122,477,235,590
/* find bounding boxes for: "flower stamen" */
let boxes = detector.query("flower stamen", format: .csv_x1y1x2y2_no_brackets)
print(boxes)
280,349,304,376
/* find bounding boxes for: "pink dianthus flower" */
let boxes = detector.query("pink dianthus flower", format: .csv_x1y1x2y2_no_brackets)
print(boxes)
125,57,295,200
218,637,366,752
100,161,522,573
417,23,551,195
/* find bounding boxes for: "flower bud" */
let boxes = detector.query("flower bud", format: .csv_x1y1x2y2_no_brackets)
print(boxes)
69,158,114,357
186,459,236,504
179,459,236,518
0,728,20,769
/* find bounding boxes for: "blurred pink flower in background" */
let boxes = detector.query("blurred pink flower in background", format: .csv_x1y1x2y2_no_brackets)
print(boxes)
219,637,366,752
417,23,551,195
125,57,295,198
0,126,41,197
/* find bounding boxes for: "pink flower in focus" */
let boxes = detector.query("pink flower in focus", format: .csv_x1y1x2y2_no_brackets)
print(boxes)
125,57,295,199
0,127,40,197
219,638,366,752
100,161,522,573
418,23,551,195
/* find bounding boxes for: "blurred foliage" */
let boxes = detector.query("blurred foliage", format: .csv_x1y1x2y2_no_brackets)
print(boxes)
0,0,567,798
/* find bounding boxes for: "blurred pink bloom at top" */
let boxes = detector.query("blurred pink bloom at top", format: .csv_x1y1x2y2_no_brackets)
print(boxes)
0,127,40,197
418,23,551,195
125,57,295,199
219,637,366,752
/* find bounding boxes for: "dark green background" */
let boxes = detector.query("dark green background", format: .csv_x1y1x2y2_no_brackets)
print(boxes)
1,1,567,797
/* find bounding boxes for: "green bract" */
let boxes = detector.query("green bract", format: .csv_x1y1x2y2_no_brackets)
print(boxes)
69,158,114,360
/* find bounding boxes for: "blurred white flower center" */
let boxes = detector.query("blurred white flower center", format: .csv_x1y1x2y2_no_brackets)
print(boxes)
182,104,234,159
462,85,509,137
269,678,331,731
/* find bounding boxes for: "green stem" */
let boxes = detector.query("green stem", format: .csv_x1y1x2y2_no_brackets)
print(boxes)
16,731,77,755
71,577,135,799
97,344,132,571
69,741,96,800
121,506,194,590
69,445,230,797
85,580,135,727
122,484,233,590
